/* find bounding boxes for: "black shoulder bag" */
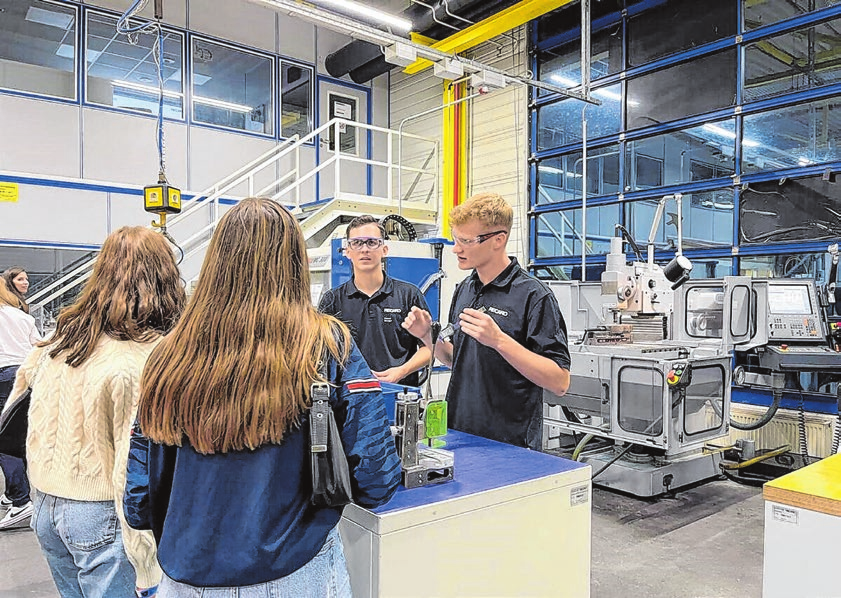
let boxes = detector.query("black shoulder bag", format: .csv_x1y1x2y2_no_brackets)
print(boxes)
309,358,353,507
0,388,32,459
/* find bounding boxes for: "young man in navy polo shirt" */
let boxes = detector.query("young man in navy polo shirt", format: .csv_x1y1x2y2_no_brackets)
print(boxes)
403,193,571,450
318,215,432,387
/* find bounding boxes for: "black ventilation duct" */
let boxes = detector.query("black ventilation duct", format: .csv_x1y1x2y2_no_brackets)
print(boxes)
324,0,523,84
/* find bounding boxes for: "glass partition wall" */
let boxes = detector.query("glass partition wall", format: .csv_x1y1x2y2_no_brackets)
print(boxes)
532,0,841,285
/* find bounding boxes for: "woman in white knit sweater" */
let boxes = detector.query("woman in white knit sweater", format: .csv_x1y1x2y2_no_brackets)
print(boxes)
8,227,185,598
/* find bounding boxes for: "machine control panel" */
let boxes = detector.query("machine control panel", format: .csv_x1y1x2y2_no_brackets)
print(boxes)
768,316,822,339
763,344,841,371
666,361,691,387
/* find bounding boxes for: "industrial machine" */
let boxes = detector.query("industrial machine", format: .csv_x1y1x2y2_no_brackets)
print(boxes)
544,194,731,496
545,195,841,495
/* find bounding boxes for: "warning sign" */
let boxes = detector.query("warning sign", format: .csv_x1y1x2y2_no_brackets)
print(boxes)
0,182,19,203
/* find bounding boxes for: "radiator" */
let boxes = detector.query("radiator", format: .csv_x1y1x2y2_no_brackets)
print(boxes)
726,405,838,459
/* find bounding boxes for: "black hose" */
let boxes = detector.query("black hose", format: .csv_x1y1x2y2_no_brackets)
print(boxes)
730,390,783,431
592,443,636,481
614,224,644,262
562,406,582,425
719,466,772,488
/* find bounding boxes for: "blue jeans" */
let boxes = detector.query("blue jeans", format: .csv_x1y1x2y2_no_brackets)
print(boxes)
0,368,31,508
158,526,352,598
31,491,137,598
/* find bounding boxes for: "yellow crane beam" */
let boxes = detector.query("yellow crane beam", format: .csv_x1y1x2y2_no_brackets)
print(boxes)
404,0,576,75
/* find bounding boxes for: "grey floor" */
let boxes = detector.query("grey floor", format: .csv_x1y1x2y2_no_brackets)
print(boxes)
0,479,763,598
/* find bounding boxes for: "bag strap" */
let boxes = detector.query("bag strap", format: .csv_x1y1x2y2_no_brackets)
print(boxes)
309,328,344,454
310,356,330,455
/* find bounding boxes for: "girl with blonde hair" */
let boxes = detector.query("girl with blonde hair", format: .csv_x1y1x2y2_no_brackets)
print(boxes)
8,226,185,597
127,197,401,597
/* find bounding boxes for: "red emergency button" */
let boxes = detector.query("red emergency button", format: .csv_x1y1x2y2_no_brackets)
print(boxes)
781,344,788,351
667,370,678,385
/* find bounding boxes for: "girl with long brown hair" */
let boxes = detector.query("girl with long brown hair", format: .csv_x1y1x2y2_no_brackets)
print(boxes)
7,226,185,597
126,197,401,597
2,266,30,313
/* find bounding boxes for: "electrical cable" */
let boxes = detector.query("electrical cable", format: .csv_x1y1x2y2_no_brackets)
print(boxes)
591,443,635,481
614,223,643,261
117,0,168,184
730,389,783,430
719,466,772,487
798,392,811,466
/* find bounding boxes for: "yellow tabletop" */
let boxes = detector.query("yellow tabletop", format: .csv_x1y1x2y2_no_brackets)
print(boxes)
764,453,841,517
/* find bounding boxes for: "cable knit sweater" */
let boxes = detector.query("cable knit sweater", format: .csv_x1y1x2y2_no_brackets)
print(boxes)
8,336,162,588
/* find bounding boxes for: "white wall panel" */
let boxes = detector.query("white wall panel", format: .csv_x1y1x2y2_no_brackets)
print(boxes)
467,28,529,262
390,68,442,203
189,127,277,195
0,96,80,178
82,109,188,187
278,14,316,62
85,0,188,28
1,184,107,245
189,0,276,53
108,191,161,233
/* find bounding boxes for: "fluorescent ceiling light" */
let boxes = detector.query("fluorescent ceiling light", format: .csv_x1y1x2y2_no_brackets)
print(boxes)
798,157,813,166
193,97,253,113
26,6,74,29
312,0,412,32
703,123,759,147
112,80,181,99
702,123,735,139
549,74,638,106
112,80,252,113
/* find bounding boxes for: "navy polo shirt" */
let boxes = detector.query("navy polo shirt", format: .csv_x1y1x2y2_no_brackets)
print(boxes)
445,257,571,451
318,275,430,386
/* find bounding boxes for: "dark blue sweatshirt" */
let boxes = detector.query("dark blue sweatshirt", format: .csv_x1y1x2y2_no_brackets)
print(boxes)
124,341,401,587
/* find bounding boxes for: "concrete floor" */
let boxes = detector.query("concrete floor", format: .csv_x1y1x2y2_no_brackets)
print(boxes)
0,479,763,598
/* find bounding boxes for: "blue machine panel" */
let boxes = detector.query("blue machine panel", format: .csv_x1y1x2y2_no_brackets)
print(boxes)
385,256,441,321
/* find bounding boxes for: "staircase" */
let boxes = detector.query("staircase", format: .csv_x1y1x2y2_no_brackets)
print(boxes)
27,118,439,323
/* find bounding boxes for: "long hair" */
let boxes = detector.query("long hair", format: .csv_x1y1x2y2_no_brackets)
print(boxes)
44,227,186,367
138,197,351,454
0,278,20,308
2,267,29,313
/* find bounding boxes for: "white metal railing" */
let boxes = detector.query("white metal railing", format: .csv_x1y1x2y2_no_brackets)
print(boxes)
30,118,438,312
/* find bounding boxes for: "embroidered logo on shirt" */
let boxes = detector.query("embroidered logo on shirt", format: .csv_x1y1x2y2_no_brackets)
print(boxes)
383,308,402,313
487,307,509,317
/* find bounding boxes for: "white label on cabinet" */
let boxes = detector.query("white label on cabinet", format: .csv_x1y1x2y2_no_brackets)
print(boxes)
772,505,799,524
570,484,589,507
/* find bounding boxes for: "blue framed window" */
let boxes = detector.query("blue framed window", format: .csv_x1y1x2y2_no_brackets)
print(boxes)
625,119,736,192
190,36,275,136
531,1,841,277
280,60,313,140
536,83,622,150
743,17,841,103
0,0,78,100
85,11,184,119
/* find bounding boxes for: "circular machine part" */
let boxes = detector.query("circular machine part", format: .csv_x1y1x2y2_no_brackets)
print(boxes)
380,214,417,242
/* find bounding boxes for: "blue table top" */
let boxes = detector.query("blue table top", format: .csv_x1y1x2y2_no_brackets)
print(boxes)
373,430,588,514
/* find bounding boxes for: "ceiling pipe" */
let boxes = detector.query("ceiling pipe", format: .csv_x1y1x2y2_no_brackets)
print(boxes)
246,0,598,102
